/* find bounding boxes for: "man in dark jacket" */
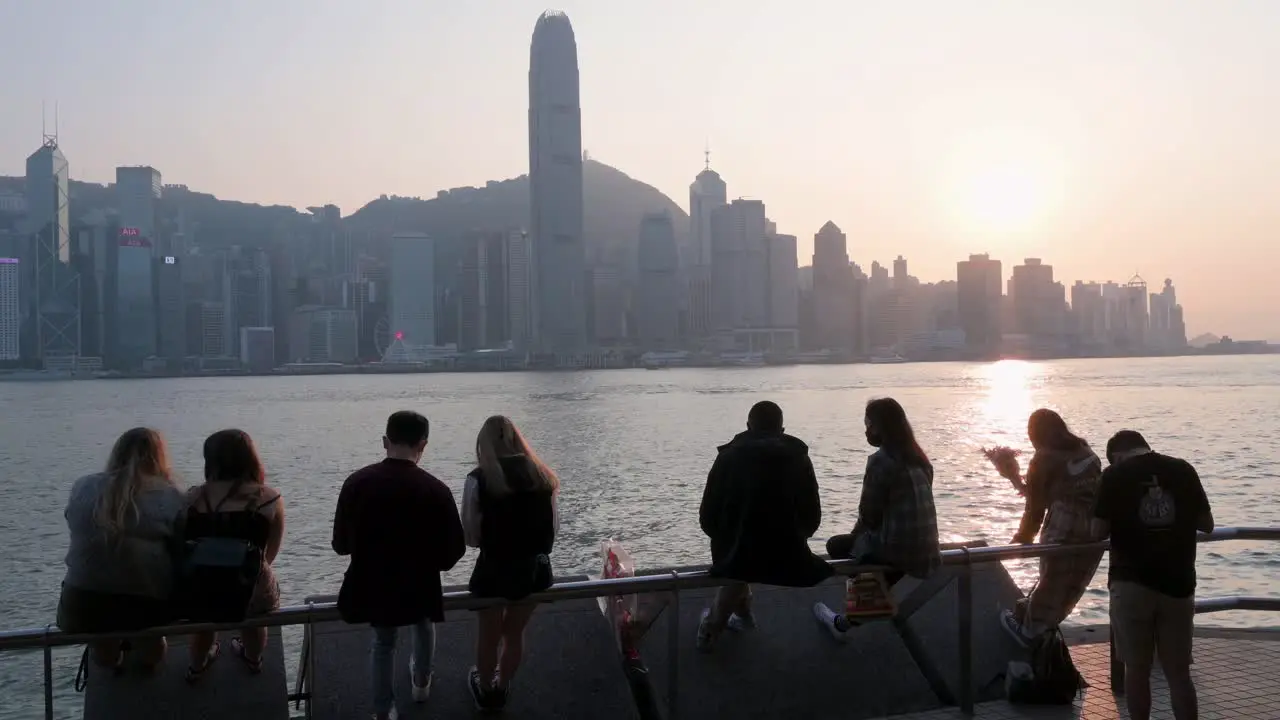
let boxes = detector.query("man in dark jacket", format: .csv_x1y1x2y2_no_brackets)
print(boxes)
333,411,466,720
695,400,832,652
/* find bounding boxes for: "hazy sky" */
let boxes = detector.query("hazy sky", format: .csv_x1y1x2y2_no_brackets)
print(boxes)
3,1,1277,338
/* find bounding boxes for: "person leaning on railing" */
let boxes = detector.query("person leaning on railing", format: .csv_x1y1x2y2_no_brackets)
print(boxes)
58,427,186,674
181,429,286,682
997,409,1107,648
333,411,465,720
1096,430,1214,720
461,415,560,711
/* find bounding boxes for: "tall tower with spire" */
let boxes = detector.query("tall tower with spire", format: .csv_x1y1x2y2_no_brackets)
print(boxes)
24,109,80,365
686,150,727,339
528,10,587,353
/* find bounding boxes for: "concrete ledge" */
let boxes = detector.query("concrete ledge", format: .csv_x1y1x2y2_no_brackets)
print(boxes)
640,578,942,720
307,577,639,719
83,627,289,720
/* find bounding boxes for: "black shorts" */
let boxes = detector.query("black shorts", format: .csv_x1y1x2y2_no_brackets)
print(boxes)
56,584,174,634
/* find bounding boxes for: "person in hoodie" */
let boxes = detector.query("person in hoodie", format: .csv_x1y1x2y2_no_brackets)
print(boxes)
695,400,832,652
813,397,940,638
997,408,1107,647
461,415,559,711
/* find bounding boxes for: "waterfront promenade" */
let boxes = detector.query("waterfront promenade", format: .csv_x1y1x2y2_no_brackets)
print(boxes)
1,529,1272,720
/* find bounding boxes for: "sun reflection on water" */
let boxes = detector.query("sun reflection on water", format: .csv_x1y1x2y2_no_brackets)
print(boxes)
955,360,1052,589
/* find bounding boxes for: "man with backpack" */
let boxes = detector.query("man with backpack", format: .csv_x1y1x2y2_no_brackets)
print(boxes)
333,411,466,720
1096,430,1213,720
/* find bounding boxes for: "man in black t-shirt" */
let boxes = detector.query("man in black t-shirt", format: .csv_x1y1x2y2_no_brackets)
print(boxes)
1095,430,1213,720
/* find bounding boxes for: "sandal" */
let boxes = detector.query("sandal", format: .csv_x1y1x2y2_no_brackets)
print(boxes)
185,641,220,684
230,636,263,675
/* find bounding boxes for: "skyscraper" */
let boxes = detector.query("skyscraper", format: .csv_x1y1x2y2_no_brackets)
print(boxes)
389,232,436,350
687,154,727,338
25,138,78,363
114,166,161,367
0,258,19,360
811,221,855,350
957,253,1003,351
528,10,587,352
635,211,680,348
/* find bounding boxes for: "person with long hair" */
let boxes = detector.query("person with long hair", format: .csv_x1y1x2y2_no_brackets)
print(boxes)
461,415,559,711
182,429,285,682
814,398,940,639
333,411,464,720
58,427,186,672
994,409,1106,647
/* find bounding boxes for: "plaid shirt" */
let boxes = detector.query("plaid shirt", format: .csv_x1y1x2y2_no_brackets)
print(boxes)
855,449,941,578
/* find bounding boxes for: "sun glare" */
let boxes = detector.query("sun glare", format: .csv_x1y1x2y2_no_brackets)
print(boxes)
942,131,1065,238
965,164,1043,232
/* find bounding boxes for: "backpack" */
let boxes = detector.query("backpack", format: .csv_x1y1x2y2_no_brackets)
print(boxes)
174,489,269,623
1005,630,1086,705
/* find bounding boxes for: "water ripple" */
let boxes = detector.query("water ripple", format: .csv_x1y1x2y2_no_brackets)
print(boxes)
1,355,1278,719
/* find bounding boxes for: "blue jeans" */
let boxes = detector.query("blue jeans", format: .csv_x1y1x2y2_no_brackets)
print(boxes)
370,622,436,714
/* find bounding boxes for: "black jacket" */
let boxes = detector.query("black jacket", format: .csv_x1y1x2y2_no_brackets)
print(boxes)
332,459,466,626
698,430,833,587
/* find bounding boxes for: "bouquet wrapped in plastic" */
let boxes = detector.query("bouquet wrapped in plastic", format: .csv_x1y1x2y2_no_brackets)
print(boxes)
983,445,1026,496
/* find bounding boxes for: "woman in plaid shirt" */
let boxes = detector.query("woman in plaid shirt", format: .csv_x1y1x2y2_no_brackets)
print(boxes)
999,409,1107,647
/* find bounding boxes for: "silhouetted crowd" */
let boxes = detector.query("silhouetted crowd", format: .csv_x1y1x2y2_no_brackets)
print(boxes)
58,399,1211,720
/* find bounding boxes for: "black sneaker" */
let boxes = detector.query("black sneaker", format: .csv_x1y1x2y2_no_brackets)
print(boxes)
468,667,502,712
489,684,510,710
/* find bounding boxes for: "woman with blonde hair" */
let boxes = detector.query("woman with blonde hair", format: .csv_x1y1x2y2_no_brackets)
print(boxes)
58,427,186,672
461,415,559,711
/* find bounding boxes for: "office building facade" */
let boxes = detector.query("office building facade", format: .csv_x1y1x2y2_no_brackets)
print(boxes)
389,233,436,349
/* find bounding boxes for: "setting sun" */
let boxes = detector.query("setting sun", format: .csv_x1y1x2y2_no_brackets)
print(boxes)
964,164,1044,233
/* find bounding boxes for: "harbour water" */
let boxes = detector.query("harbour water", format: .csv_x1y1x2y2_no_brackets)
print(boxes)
1,355,1278,719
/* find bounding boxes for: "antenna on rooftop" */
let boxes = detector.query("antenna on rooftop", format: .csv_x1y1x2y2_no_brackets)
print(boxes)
40,101,59,148
704,139,711,171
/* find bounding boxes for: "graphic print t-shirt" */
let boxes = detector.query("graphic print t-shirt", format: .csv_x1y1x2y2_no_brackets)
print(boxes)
1094,452,1210,598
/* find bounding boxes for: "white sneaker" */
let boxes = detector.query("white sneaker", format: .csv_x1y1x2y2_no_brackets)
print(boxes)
409,659,432,702
812,602,849,643
726,612,757,631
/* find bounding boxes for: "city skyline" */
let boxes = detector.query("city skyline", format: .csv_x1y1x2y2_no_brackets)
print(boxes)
3,1,1278,339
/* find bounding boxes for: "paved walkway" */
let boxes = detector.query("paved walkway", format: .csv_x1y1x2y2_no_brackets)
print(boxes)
874,630,1280,719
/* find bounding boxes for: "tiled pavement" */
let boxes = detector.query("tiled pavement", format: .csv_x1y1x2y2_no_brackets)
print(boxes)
873,630,1280,719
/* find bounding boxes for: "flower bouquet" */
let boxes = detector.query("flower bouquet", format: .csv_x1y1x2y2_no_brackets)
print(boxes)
982,445,1026,495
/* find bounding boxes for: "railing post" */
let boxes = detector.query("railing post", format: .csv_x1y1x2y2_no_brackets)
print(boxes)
1109,625,1125,695
957,550,974,717
667,570,681,720
43,624,54,720
305,601,317,720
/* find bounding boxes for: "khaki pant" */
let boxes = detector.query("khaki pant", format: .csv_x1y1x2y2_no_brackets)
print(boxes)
1110,581,1194,669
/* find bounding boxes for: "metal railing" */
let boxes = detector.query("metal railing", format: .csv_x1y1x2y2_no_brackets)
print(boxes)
1,526,1277,720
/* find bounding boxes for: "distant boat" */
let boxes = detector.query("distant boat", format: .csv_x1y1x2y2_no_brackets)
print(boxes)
718,351,766,367
869,353,908,364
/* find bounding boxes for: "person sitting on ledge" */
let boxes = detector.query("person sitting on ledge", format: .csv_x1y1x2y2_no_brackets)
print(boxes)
814,398,940,639
58,427,186,674
696,400,832,652
997,409,1106,648
182,429,286,682
333,411,465,720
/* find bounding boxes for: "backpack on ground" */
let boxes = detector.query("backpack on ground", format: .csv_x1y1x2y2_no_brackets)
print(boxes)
174,491,266,623
1005,629,1086,705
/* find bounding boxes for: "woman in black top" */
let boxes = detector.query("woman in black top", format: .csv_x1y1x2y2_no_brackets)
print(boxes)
182,429,285,682
461,415,559,710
